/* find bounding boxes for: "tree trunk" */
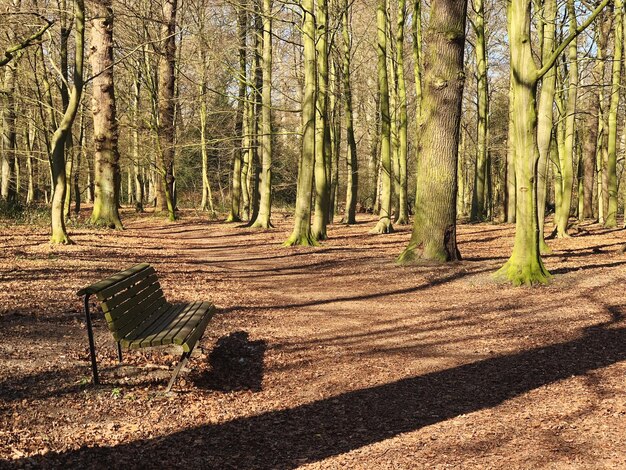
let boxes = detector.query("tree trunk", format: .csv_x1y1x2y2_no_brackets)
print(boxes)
370,0,394,234
398,0,467,262
395,0,409,224
1,56,18,204
156,0,177,221
50,0,84,244
605,0,623,227
285,0,317,246
227,0,248,223
495,0,549,284
251,0,273,228
536,0,557,251
89,0,123,229
555,0,579,237
470,0,488,222
312,0,330,240
342,0,358,224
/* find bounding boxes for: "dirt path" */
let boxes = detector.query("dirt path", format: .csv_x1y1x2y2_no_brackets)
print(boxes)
1,210,626,468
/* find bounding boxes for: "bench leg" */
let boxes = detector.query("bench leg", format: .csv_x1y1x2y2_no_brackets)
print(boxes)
165,351,191,393
83,294,99,386
117,342,123,363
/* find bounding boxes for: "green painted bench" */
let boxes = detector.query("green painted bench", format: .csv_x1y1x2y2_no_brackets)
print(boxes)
77,263,215,392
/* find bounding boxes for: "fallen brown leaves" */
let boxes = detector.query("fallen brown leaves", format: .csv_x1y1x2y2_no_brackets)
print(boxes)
1,208,625,468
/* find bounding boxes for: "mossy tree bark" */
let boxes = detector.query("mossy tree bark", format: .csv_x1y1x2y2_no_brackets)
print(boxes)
505,78,516,223
284,0,317,246
536,0,556,252
251,0,273,229
1,50,18,204
398,0,467,263
554,0,579,237
156,0,177,221
227,0,248,223
89,0,123,229
50,0,84,244
370,0,394,234
395,0,409,225
342,0,358,225
495,0,608,285
605,0,623,227
247,2,263,225
470,0,488,222
312,0,330,240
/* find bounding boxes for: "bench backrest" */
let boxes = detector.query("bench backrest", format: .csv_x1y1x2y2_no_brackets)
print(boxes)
92,265,169,341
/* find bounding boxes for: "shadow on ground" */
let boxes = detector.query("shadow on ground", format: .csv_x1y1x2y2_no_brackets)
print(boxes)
10,318,626,469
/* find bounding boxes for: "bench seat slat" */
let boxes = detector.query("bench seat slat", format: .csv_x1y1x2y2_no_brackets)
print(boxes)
178,303,215,353
111,294,168,341
147,302,206,347
169,302,215,347
124,303,187,349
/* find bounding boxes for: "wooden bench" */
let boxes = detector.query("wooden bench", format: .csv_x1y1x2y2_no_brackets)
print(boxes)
77,263,215,392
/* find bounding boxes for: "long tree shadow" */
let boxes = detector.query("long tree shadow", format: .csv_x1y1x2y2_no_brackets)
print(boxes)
13,318,626,469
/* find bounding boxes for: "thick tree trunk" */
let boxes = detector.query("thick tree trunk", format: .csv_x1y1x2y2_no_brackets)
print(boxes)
370,0,394,234
89,0,123,229
285,0,317,246
398,0,467,262
494,0,550,284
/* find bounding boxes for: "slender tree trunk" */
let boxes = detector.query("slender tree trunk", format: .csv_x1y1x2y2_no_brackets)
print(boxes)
342,0,358,224
470,0,488,222
74,107,84,215
251,0,273,228
535,0,556,252
241,96,251,220
398,0,467,262
89,0,123,229
248,2,263,224
50,0,84,244
156,0,177,221
132,72,144,212
555,0,579,237
606,0,623,227
312,0,330,239
1,56,18,204
370,0,394,234
199,50,215,215
227,0,248,223
506,78,516,223
285,0,317,246
395,0,409,224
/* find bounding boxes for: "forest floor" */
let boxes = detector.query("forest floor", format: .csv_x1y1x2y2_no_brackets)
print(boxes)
1,207,626,469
